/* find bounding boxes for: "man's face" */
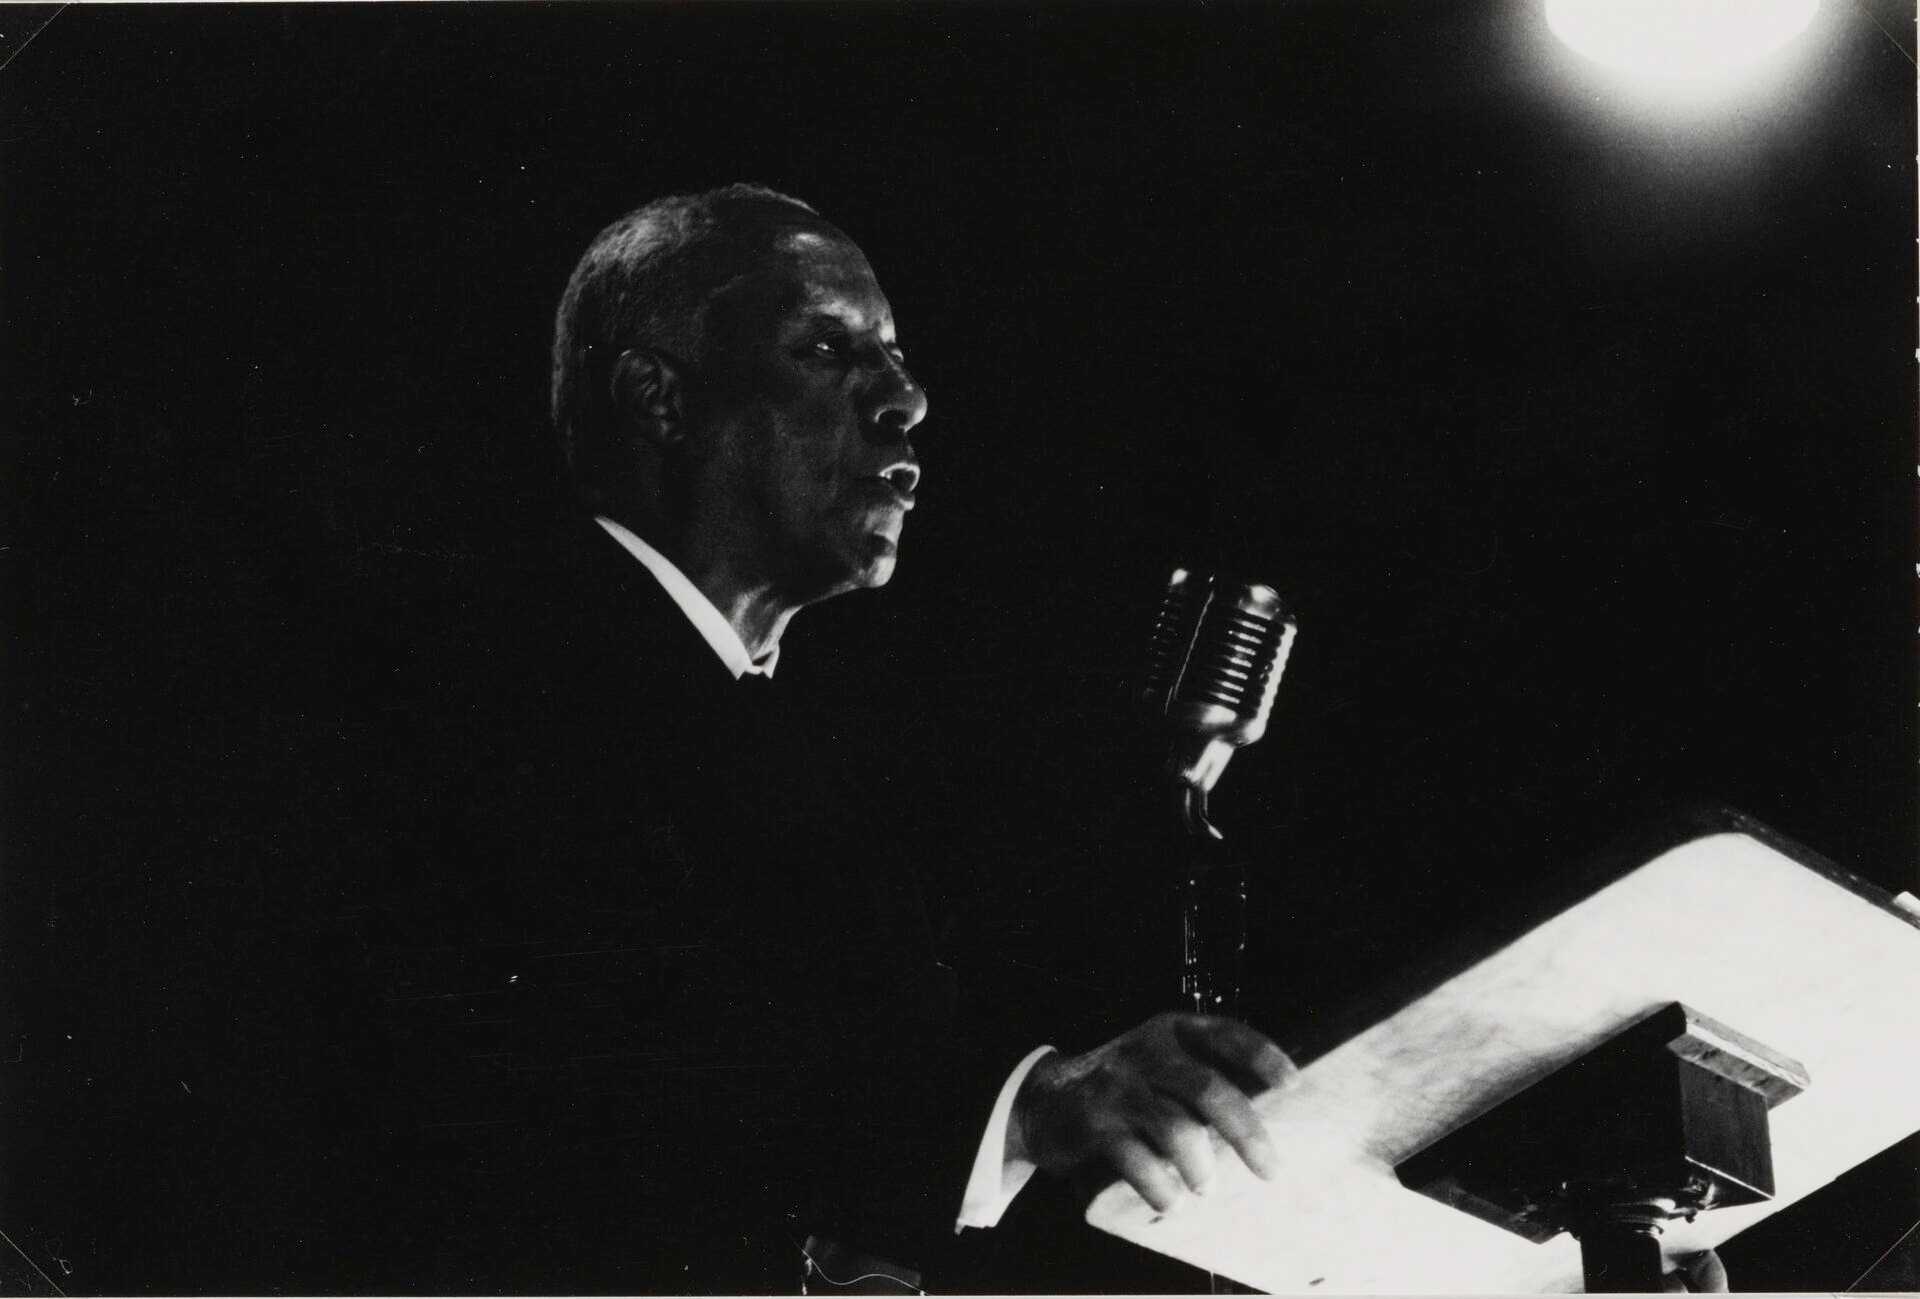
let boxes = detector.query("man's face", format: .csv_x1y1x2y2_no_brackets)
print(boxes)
692,220,929,602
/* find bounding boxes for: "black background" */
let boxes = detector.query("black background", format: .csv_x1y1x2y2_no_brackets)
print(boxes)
4,2,1916,1291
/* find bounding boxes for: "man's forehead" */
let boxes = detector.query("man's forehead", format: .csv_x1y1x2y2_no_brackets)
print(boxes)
725,222,893,330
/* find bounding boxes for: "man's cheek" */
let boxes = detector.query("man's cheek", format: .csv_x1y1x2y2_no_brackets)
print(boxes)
765,389,849,442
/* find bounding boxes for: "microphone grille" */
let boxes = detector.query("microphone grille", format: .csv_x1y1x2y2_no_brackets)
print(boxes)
1183,585,1287,714
1142,568,1296,744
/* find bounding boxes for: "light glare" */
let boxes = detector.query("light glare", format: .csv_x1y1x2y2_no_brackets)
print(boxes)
1545,0,1821,88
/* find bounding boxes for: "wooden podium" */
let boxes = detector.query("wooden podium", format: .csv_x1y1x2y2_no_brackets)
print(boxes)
1084,809,1920,1292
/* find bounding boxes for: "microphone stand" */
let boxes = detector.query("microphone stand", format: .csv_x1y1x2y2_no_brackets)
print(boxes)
1176,788,1249,1020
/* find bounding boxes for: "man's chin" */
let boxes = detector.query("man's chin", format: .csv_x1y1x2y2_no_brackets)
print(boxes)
791,537,894,602
853,535,899,587
797,533,900,602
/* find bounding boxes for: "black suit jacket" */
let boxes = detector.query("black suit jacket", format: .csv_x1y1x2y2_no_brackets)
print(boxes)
261,507,1019,1293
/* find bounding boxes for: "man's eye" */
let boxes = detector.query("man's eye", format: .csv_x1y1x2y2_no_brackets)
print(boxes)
806,336,907,370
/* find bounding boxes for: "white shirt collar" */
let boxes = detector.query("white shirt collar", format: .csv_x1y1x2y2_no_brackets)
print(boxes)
593,515,779,680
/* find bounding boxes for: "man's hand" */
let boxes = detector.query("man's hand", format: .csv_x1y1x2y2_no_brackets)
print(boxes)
1007,1013,1298,1213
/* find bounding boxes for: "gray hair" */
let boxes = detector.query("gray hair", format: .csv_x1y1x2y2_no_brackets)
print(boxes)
549,183,820,467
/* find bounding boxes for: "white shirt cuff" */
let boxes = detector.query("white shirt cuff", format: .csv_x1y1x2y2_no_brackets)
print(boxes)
954,1045,1056,1233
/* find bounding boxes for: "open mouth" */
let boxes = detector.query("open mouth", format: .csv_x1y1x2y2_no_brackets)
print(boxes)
877,461,920,496
864,465,918,509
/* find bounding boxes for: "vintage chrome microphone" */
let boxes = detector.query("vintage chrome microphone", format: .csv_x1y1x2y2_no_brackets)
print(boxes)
1141,568,1297,839
1141,567,1298,1014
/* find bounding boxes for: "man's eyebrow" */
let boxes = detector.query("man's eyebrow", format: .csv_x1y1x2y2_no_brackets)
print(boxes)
798,305,901,348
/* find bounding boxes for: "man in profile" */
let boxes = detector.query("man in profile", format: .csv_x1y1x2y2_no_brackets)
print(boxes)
291,184,1296,1293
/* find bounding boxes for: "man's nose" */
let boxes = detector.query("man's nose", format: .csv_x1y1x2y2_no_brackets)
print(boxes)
863,358,929,444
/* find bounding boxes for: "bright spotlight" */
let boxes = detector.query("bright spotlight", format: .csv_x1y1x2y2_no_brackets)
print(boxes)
1545,0,1821,89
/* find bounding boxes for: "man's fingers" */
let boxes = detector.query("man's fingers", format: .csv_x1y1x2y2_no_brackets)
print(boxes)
1155,1065,1280,1181
1140,1100,1218,1195
1020,1015,1298,1199
1180,1015,1298,1094
1194,1081,1280,1180
1108,1135,1188,1214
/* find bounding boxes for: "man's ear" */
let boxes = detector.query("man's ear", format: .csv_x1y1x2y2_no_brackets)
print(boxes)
609,347,688,450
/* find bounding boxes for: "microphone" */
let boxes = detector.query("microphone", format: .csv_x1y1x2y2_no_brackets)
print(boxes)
1141,567,1298,840
1141,567,1298,1018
